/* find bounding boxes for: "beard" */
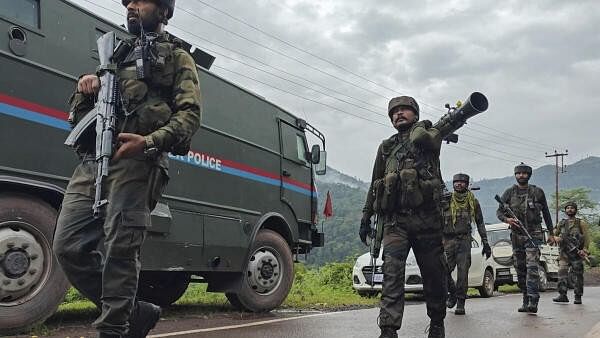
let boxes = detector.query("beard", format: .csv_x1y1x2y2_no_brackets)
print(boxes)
516,177,529,185
566,210,577,217
127,8,162,35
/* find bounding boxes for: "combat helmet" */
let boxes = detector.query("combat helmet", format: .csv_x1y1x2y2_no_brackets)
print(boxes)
122,0,175,19
453,173,470,183
388,96,420,120
564,201,578,210
514,162,532,176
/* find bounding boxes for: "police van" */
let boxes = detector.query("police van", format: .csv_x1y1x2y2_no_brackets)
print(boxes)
0,0,326,332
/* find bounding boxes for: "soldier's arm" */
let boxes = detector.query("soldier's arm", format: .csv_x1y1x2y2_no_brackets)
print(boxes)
553,221,562,236
580,219,591,251
474,198,488,245
538,189,554,233
496,189,510,223
67,75,97,127
362,144,385,217
409,120,442,151
144,49,202,153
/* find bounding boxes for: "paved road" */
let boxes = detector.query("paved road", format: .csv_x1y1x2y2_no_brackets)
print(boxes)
42,288,600,338
148,288,600,338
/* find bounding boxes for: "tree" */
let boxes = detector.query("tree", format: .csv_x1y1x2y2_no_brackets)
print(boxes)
551,187,599,222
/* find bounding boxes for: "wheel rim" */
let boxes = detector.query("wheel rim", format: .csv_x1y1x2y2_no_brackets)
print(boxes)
0,221,51,306
539,268,547,288
246,246,283,296
485,272,494,294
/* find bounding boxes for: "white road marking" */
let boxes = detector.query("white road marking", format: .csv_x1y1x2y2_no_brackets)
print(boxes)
147,311,349,337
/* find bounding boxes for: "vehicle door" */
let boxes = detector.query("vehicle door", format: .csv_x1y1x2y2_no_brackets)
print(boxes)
468,232,484,286
279,120,313,223
541,230,560,274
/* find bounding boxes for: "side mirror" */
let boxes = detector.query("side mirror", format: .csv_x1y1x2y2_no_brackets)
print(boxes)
315,150,327,175
311,144,321,164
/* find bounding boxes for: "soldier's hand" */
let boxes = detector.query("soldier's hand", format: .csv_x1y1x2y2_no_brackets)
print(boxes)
578,249,589,257
113,133,146,160
77,74,100,95
359,214,372,246
506,218,520,229
482,242,492,259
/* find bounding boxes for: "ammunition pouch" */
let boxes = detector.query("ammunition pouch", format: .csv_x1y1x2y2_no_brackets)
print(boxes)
399,168,423,208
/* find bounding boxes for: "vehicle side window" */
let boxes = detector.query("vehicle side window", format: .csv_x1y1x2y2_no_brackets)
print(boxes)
281,123,308,166
1,0,40,28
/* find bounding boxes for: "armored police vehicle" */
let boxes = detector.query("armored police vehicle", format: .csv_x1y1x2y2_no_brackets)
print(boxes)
0,0,326,332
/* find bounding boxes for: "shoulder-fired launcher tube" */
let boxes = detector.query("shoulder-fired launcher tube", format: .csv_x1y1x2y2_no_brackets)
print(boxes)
433,92,488,139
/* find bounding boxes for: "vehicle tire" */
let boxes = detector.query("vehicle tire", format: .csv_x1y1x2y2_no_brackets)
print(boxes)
477,269,495,298
357,290,379,298
538,264,548,292
226,229,293,312
137,271,191,307
0,193,69,334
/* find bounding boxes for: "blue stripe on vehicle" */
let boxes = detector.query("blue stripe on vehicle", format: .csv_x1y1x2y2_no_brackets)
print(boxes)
0,103,71,131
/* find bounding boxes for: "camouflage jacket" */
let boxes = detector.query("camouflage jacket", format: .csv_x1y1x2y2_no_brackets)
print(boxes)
496,184,553,233
68,32,202,156
554,217,590,252
362,121,443,221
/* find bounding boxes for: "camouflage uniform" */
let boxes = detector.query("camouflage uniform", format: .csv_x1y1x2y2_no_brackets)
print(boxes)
496,184,553,309
554,217,590,299
53,32,201,336
363,97,447,336
443,188,488,307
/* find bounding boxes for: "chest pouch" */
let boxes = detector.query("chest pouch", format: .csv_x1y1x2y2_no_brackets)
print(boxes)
398,159,423,209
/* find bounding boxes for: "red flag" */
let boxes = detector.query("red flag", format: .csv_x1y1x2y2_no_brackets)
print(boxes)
323,191,333,219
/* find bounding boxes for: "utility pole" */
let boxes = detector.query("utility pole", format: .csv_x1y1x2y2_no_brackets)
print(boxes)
545,150,568,222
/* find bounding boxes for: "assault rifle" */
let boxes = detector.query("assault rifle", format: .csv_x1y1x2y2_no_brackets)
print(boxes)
65,32,119,218
494,194,538,247
561,234,591,265
369,215,383,288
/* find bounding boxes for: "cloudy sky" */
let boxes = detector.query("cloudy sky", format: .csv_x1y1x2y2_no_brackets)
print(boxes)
72,0,600,182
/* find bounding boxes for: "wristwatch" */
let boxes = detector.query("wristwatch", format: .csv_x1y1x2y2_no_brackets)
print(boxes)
144,136,159,157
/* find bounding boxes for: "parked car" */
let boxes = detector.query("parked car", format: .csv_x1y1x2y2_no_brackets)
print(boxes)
353,228,496,297
486,222,560,291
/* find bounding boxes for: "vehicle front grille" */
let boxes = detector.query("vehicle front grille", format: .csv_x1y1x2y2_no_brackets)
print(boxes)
406,275,422,285
362,266,383,284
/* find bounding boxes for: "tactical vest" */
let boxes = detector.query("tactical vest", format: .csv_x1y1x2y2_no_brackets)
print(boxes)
372,123,442,215
507,184,544,229
445,196,473,235
116,35,178,141
558,218,584,250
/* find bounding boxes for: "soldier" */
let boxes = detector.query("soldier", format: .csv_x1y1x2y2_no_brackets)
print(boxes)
552,201,591,304
53,1,202,337
444,173,491,315
360,96,448,338
496,163,553,314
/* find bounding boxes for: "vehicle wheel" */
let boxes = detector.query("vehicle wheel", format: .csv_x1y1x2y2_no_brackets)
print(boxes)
357,290,379,298
226,229,293,312
0,193,69,334
477,269,495,298
538,265,548,292
137,271,191,307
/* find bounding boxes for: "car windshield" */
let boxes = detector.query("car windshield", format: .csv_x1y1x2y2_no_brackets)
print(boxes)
487,229,511,245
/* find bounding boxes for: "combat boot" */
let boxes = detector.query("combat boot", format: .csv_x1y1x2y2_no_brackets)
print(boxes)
528,296,539,313
553,294,569,303
574,295,582,304
517,294,529,312
427,321,445,338
378,327,398,338
446,293,457,309
454,298,465,315
125,301,161,338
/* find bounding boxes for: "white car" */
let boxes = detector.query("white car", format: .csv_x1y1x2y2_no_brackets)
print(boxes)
486,222,560,291
353,229,496,297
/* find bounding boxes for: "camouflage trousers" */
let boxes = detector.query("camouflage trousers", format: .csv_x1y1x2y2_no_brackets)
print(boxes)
557,252,584,296
444,235,471,300
54,156,167,336
379,213,447,330
511,231,543,299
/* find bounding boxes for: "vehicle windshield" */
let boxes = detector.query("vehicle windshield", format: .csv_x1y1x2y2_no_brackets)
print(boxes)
487,229,511,245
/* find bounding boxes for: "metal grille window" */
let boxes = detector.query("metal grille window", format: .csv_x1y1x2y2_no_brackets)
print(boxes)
0,0,40,28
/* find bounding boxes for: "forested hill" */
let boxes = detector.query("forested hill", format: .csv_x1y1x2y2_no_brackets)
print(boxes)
309,157,600,266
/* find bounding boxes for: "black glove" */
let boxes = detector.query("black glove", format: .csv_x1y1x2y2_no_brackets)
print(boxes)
482,242,492,259
359,214,372,246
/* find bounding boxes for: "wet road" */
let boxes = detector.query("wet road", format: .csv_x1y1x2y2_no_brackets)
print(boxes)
147,287,600,338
